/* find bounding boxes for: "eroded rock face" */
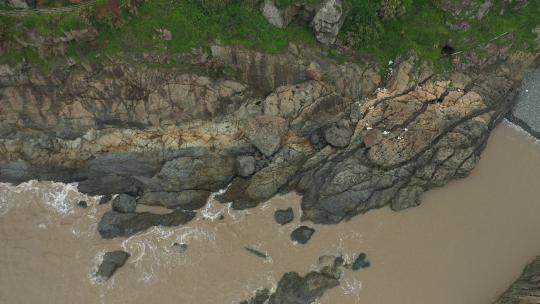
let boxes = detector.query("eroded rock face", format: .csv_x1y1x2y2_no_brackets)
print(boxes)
495,255,540,304
0,44,535,237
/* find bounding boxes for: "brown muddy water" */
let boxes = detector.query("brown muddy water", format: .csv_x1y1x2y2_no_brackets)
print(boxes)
1,122,539,304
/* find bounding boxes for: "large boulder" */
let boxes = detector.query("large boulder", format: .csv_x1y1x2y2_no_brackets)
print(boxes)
136,190,210,210
244,115,289,157
95,250,130,281
311,0,344,45
111,194,137,213
97,209,196,239
261,0,288,28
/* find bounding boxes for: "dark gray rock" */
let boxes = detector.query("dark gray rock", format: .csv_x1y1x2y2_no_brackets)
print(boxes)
351,253,370,271
235,155,256,177
274,208,294,225
99,194,113,205
95,250,130,281
268,271,339,304
290,226,315,244
97,209,196,239
112,194,137,213
77,200,88,208
136,190,210,210
0,160,35,184
240,255,345,304
240,288,271,304
78,153,161,195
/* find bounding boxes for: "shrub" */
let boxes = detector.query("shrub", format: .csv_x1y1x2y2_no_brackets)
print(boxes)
378,0,408,20
341,0,383,47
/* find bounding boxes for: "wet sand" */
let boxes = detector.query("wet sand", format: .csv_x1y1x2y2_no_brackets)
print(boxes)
0,123,539,304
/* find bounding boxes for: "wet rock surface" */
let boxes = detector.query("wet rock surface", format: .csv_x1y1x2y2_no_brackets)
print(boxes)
97,209,196,239
111,194,137,213
495,255,540,304
241,255,345,304
291,226,315,244
0,44,536,239
95,250,130,281
351,253,371,271
274,208,294,225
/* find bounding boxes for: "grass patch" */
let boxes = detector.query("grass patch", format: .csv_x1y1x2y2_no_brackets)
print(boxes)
349,0,539,73
94,0,314,55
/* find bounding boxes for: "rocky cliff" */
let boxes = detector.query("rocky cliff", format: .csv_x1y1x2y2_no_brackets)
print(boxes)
0,41,537,235
496,255,540,304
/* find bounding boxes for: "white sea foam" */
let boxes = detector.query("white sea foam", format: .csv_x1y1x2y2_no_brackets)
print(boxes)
341,278,363,303
121,225,217,283
504,119,540,145
0,180,87,217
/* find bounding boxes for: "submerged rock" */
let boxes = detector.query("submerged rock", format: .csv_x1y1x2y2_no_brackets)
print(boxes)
274,208,294,225
111,194,137,213
351,253,370,271
172,242,188,253
97,209,196,239
290,226,315,244
95,250,130,281
240,288,271,304
245,247,269,259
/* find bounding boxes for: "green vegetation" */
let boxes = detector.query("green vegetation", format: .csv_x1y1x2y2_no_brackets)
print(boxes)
93,0,314,55
343,0,539,71
0,0,538,75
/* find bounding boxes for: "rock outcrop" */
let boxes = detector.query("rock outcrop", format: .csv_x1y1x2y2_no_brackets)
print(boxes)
97,209,196,239
240,255,346,304
495,255,540,304
259,0,344,45
0,43,536,237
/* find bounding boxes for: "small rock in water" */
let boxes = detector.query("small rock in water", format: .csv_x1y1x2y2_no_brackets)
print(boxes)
111,194,137,213
290,226,315,244
351,253,370,271
99,194,113,205
245,246,269,259
77,200,88,208
172,242,188,253
274,208,294,225
95,250,130,281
